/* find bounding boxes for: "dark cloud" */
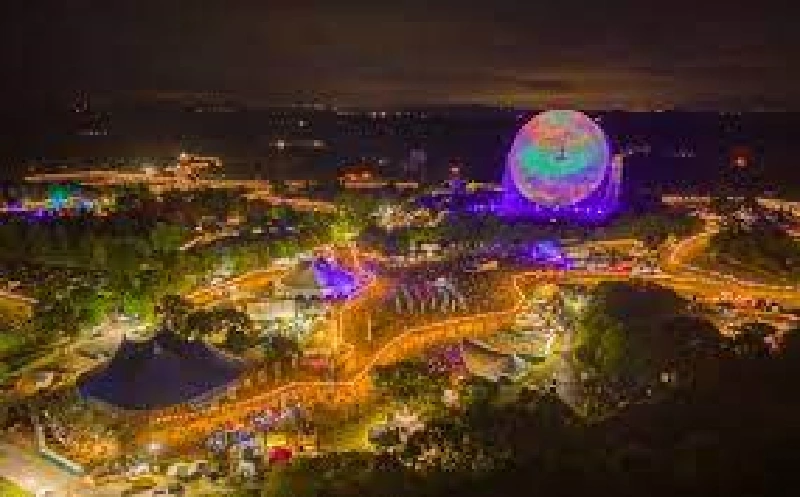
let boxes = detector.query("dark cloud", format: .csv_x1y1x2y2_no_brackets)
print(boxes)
1,0,798,109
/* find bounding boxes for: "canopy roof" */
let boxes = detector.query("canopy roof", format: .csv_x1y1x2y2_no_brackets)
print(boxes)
280,261,325,291
280,258,357,295
78,329,243,411
461,339,526,382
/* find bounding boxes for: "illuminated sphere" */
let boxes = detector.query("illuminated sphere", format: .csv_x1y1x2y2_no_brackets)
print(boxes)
507,110,610,207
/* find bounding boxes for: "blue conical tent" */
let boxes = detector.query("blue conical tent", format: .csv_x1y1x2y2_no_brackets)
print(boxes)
78,330,243,411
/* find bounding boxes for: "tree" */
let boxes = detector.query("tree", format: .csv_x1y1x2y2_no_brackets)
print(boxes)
0,330,28,359
709,188,744,220
224,326,251,354
575,282,718,386
213,306,255,336
149,222,186,254
330,216,359,244
576,311,626,377
185,306,254,343
114,183,158,213
159,294,193,335
369,426,402,449
262,334,300,362
729,322,776,359
372,360,448,403
708,224,800,283
777,326,800,375
185,309,218,340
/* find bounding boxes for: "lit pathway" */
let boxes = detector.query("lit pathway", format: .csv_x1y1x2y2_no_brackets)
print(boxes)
118,223,799,451
138,268,534,447
0,442,122,496
179,229,240,252
139,239,800,448
184,267,287,308
662,215,799,299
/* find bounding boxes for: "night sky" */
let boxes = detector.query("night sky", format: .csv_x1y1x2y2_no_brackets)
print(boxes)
2,0,798,109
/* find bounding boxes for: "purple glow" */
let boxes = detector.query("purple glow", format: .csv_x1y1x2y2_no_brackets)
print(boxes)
529,240,573,269
500,110,620,223
311,258,358,297
427,345,466,374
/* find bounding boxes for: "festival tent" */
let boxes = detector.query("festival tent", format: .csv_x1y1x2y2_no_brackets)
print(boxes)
278,262,327,299
78,329,243,411
278,259,357,299
460,339,527,382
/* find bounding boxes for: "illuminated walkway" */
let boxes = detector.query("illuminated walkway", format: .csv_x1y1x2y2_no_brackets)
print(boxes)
661,216,800,308
184,268,288,308
138,229,800,448
138,270,529,448
14,218,769,453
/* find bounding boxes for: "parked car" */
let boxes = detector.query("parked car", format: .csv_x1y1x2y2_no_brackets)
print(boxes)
122,476,157,496
151,482,185,496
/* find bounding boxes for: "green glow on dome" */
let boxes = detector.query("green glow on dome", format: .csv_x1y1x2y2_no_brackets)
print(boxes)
506,110,610,207
518,143,593,177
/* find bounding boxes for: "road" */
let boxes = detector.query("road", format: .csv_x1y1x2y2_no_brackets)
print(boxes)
663,215,798,295
550,319,580,407
0,442,123,496
657,214,800,330
0,441,74,495
663,216,720,273
0,230,795,493
4,218,798,472
138,232,800,447
179,229,240,251
8,259,775,486
138,303,518,448
184,267,288,308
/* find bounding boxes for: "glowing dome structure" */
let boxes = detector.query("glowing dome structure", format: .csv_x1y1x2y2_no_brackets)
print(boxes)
500,110,621,221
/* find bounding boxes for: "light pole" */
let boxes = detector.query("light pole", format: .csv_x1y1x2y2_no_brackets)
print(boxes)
367,311,372,343
146,441,163,473
328,306,343,453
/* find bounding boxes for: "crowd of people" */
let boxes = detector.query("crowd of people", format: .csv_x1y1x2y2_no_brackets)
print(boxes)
378,259,516,327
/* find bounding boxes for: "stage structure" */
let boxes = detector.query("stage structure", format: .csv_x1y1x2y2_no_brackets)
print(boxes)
500,110,621,221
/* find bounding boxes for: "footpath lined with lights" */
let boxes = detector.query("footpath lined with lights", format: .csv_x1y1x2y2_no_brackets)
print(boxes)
138,238,800,448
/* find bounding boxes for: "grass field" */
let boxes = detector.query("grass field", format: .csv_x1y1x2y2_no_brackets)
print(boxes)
702,227,800,285
0,298,32,327
0,477,31,496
